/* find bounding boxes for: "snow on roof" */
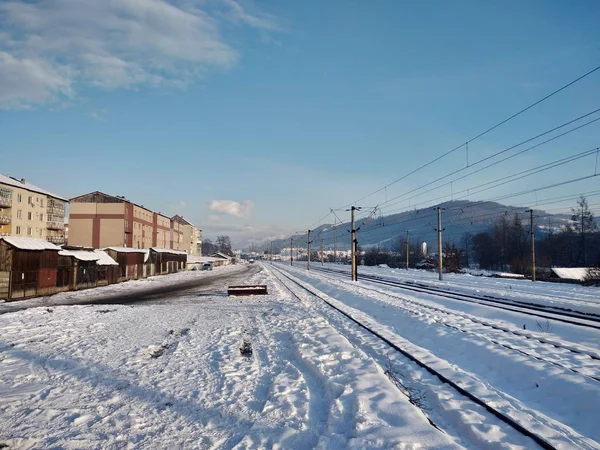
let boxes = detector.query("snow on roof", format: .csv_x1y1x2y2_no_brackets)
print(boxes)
59,249,101,262
0,237,61,251
102,247,147,254
551,267,589,281
0,174,67,202
210,252,231,259
151,247,188,255
93,250,119,266
187,255,218,264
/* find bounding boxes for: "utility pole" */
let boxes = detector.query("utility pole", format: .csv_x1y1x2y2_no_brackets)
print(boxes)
332,211,337,264
528,209,536,282
307,229,311,270
290,237,293,266
351,206,357,281
434,207,444,281
321,238,324,265
405,230,410,270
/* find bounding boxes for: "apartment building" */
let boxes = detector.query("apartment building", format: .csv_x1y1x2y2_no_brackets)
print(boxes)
0,175,67,244
171,215,201,255
68,191,193,250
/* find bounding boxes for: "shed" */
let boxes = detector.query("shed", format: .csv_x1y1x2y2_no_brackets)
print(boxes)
551,267,589,282
187,255,219,270
103,247,146,282
58,247,101,290
209,252,233,267
149,248,187,275
0,237,61,300
94,250,120,285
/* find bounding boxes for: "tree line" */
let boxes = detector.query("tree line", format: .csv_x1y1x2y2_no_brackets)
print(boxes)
202,235,233,256
360,196,599,275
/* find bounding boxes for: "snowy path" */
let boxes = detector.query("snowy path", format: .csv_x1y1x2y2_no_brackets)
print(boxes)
270,263,600,449
0,266,457,449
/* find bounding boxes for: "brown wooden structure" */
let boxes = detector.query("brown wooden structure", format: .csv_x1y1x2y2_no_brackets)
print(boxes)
103,247,146,282
0,237,61,300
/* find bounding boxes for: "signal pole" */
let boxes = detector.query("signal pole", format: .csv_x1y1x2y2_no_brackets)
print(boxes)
290,237,293,266
405,230,410,270
307,229,311,270
434,207,444,281
528,209,536,281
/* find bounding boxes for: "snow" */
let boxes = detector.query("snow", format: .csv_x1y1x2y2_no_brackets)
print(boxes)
102,246,147,254
552,267,590,281
93,250,118,266
0,236,61,251
150,247,188,255
58,249,101,262
271,262,600,449
0,267,456,449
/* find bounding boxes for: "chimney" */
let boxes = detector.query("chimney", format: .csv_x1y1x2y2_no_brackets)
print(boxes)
20,178,26,183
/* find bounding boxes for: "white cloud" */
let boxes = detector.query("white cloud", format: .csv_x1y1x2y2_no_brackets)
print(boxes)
87,108,108,121
207,199,253,218
0,0,281,109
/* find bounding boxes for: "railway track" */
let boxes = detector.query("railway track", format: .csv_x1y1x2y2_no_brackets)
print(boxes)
266,263,573,450
311,266,600,330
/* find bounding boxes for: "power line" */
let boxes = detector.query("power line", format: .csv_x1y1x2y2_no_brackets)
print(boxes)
338,64,600,209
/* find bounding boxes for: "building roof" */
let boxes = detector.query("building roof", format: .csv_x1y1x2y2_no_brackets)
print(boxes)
171,214,194,226
551,267,589,281
151,247,188,255
93,250,119,266
59,249,101,262
0,174,67,202
103,246,147,254
0,236,61,251
187,255,219,264
210,252,232,259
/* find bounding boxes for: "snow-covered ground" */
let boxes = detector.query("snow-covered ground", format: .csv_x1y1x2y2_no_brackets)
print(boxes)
0,265,246,315
270,262,600,449
2,261,599,449
0,266,457,449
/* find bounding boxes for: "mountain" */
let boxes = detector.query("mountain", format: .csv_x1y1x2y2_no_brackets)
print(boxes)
264,200,593,253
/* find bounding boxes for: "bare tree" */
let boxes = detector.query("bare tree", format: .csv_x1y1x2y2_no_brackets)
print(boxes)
571,196,598,265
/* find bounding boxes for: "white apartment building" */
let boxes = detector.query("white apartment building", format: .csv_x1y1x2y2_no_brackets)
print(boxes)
0,175,67,244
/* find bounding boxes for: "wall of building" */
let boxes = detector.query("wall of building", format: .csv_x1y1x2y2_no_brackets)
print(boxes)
4,184,48,240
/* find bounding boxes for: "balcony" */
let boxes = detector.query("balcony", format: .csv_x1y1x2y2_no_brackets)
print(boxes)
47,235,65,244
46,206,65,216
0,197,11,208
0,215,11,224
47,221,65,230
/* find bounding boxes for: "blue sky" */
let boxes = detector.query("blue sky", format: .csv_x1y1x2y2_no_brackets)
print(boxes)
1,0,600,247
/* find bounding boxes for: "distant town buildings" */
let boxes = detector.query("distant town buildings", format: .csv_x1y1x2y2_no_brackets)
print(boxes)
0,175,67,245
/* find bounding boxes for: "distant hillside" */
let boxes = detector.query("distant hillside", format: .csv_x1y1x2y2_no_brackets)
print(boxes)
265,200,594,253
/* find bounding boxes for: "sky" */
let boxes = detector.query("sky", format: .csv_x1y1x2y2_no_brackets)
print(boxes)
1,0,600,248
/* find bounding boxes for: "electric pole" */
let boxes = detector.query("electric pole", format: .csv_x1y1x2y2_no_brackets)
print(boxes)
307,229,311,270
405,230,409,270
290,237,293,266
332,211,337,264
351,206,357,281
434,207,444,281
321,238,324,265
528,209,536,282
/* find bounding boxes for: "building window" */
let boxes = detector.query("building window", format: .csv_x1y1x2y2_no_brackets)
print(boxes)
17,194,22,203
27,227,32,236
17,210,22,219
16,226,21,235
28,212,32,220
39,229,42,237
40,199,44,207
28,196,33,205
40,214,43,221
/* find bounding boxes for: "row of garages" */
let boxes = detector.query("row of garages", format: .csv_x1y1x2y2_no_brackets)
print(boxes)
0,237,213,301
